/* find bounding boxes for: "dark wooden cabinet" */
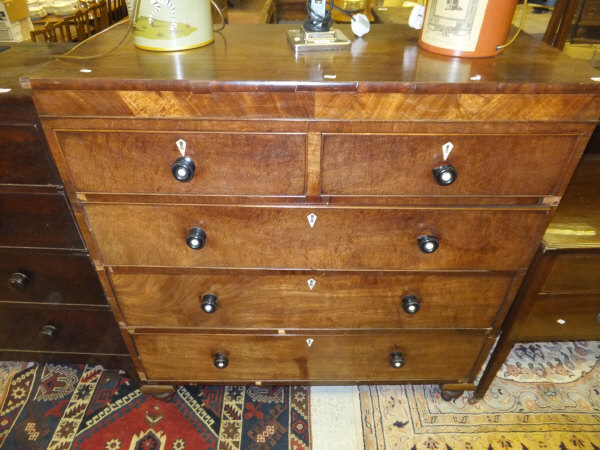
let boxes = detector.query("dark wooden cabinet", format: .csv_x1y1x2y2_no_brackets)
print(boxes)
24,24,600,394
476,151,600,397
0,43,132,374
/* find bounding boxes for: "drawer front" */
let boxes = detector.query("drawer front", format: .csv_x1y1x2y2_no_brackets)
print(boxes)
322,134,578,196
134,331,487,383
542,254,600,294
0,193,83,249
112,271,513,329
85,204,547,270
0,304,127,354
56,131,306,196
0,249,106,305
519,295,600,340
0,124,59,186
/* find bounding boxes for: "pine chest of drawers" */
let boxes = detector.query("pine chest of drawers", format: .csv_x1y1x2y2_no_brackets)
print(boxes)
0,43,132,372
25,24,600,395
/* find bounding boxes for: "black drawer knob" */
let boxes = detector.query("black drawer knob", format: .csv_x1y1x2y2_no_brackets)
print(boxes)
201,294,218,313
433,164,457,186
186,227,206,250
39,324,58,342
172,156,196,182
417,235,439,253
402,295,420,314
8,272,31,292
390,352,405,368
214,353,228,369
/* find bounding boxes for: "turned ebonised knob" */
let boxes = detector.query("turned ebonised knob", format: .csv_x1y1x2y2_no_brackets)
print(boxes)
390,352,405,369
418,235,439,254
402,295,420,314
201,294,218,313
171,156,196,182
8,272,30,292
214,353,228,369
186,227,206,250
39,324,58,342
433,164,457,186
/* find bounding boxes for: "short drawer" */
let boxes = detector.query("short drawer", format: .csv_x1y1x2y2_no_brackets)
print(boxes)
56,130,306,196
112,271,514,329
518,295,600,340
0,124,59,186
541,254,600,294
0,192,83,249
0,249,106,305
134,331,488,383
0,303,127,355
322,133,579,196
85,204,547,270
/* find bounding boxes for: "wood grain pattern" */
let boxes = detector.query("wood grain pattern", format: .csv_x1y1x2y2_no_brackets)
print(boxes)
322,133,580,196
0,192,84,249
0,124,60,187
83,204,548,270
23,24,600,95
0,303,127,354
56,130,306,195
541,254,600,293
0,249,106,305
110,271,513,329
518,294,600,340
315,93,600,122
33,90,600,121
133,331,488,383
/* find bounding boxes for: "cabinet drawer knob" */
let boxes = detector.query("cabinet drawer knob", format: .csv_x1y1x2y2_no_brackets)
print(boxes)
417,235,439,253
402,295,420,314
172,156,196,182
186,227,206,249
8,272,31,292
201,294,218,313
214,353,228,369
433,164,457,186
390,352,405,368
39,324,58,342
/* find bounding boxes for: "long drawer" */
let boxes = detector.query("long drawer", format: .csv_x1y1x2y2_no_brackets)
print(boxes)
55,130,307,195
0,124,59,186
519,294,600,340
134,331,489,383
0,249,106,305
322,133,579,196
111,271,513,329
84,204,547,270
0,303,126,355
0,192,83,249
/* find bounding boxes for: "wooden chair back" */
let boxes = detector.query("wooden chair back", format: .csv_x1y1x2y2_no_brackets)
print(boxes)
85,0,110,34
63,9,92,41
30,20,69,43
108,0,128,24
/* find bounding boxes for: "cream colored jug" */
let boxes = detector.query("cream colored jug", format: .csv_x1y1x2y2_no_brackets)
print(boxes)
132,0,216,51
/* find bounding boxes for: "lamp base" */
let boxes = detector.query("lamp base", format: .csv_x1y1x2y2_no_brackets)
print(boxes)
287,27,351,52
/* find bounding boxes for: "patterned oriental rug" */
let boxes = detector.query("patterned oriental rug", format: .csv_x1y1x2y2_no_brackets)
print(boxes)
0,363,310,450
360,341,600,450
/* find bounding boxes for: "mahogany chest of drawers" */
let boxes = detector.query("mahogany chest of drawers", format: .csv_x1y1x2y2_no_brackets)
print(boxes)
476,140,600,397
24,24,600,395
0,43,132,372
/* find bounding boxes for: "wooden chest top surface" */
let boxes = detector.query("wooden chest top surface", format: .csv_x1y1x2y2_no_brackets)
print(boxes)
22,23,600,95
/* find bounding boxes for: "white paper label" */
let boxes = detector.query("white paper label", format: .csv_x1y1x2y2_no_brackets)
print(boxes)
420,0,489,53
